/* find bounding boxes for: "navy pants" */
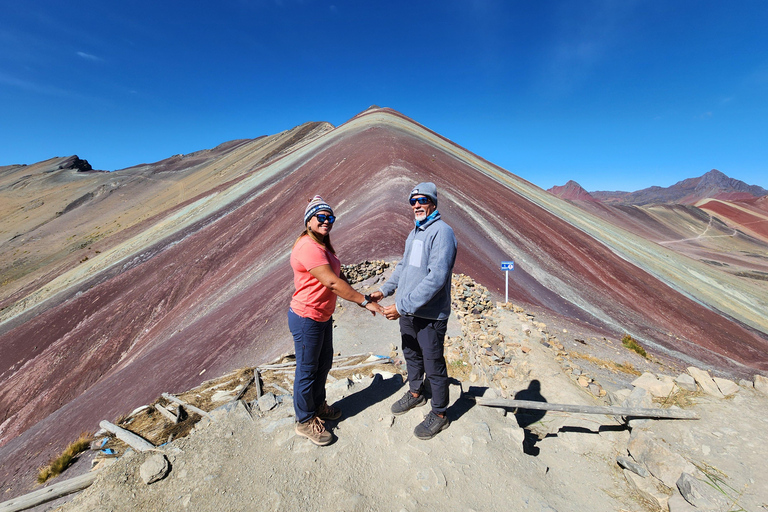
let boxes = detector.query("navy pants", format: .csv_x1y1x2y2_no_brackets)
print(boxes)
288,308,334,423
399,316,449,414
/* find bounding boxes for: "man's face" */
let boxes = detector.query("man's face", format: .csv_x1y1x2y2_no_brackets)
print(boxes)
411,195,436,222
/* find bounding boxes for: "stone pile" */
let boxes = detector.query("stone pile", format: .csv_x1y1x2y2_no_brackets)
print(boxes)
341,260,390,284
445,274,600,400
446,274,548,397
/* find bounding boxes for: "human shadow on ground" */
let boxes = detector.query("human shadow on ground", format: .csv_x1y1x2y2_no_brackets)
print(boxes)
513,380,547,456
445,378,476,423
332,373,405,422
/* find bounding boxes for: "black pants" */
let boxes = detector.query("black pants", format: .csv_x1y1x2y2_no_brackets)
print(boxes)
399,316,449,414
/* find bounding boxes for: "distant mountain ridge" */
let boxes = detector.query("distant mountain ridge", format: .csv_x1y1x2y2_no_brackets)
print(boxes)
550,169,767,205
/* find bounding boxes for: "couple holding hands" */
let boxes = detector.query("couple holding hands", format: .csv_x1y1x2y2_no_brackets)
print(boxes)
288,182,457,446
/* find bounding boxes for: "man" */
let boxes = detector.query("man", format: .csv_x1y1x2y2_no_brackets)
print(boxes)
370,182,457,440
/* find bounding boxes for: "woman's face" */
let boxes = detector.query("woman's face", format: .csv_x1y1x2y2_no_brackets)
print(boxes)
307,209,334,237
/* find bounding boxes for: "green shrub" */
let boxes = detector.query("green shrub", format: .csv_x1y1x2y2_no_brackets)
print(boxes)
622,334,647,358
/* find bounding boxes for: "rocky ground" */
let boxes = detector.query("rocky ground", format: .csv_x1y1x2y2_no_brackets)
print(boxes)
7,262,767,512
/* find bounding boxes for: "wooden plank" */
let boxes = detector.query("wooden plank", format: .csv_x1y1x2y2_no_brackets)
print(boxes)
329,358,393,372
161,393,213,420
0,470,100,512
267,383,291,395
154,404,178,424
258,353,367,370
233,373,254,402
475,398,699,420
98,421,156,452
268,358,393,375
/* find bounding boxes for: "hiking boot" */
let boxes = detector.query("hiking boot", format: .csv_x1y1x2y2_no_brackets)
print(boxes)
390,390,426,415
414,411,449,440
295,417,333,446
317,401,342,421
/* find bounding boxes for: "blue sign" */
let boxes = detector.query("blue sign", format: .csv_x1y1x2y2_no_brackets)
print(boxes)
501,261,514,271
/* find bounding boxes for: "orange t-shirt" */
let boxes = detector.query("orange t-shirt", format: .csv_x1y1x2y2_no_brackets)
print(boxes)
290,235,341,322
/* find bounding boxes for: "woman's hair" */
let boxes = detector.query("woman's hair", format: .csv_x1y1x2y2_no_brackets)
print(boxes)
294,227,336,254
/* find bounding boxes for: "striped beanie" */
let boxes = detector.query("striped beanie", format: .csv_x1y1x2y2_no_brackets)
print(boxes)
304,195,334,225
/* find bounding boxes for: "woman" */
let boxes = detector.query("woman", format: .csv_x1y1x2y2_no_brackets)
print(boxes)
289,195,383,446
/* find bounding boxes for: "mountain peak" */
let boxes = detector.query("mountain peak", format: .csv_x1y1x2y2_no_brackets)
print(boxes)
547,180,597,201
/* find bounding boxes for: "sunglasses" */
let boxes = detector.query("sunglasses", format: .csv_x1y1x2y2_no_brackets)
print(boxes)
315,213,336,224
409,196,431,206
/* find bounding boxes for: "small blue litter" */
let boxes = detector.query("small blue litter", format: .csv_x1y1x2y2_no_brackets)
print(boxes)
101,448,116,455
98,438,108,448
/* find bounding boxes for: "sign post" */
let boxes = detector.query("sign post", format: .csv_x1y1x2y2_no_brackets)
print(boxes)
500,261,514,303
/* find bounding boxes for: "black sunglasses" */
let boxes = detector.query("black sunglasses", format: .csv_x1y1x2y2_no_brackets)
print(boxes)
315,213,336,224
409,196,431,206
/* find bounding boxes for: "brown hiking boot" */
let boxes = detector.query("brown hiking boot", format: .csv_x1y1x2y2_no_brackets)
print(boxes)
317,401,342,420
295,416,333,446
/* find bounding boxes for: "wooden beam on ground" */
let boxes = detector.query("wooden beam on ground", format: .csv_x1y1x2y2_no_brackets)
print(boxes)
154,404,179,424
475,398,699,420
267,383,291,395
0,470,101,512
233,372,254,402
98,420,157,452
258,353,367,370
329,358,393,372
161,393,213,420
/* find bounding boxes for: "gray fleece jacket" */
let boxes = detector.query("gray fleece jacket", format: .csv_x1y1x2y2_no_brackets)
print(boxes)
380,211,457,320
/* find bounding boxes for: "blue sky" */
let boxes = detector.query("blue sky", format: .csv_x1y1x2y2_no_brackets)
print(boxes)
1,1,766,192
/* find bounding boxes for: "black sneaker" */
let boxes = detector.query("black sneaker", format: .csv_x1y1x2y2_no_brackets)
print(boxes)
414,411,449,440
390,390,426,415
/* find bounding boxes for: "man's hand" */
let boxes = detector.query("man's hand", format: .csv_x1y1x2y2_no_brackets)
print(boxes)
383,304,400,320
369,291,384,302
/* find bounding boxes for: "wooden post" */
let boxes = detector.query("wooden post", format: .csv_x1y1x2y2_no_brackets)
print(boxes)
254,369,263,399
161,393,213,420
475,398,699,420
98,421,156,452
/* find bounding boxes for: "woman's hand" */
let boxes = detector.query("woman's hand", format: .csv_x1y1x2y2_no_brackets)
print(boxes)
308,265,387,313
365,302,384,316
369,291,384,302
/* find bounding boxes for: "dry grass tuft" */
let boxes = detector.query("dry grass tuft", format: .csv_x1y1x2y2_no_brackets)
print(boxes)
570,352,642,376
447,357,473,380
654,388,699,409
37,433,93,484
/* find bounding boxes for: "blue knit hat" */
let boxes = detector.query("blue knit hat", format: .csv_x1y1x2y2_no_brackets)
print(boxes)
409,182,437,206
304,195,334,225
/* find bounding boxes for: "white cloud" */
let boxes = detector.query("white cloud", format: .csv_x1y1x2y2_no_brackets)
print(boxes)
0,72,71,96
77,51,103,62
